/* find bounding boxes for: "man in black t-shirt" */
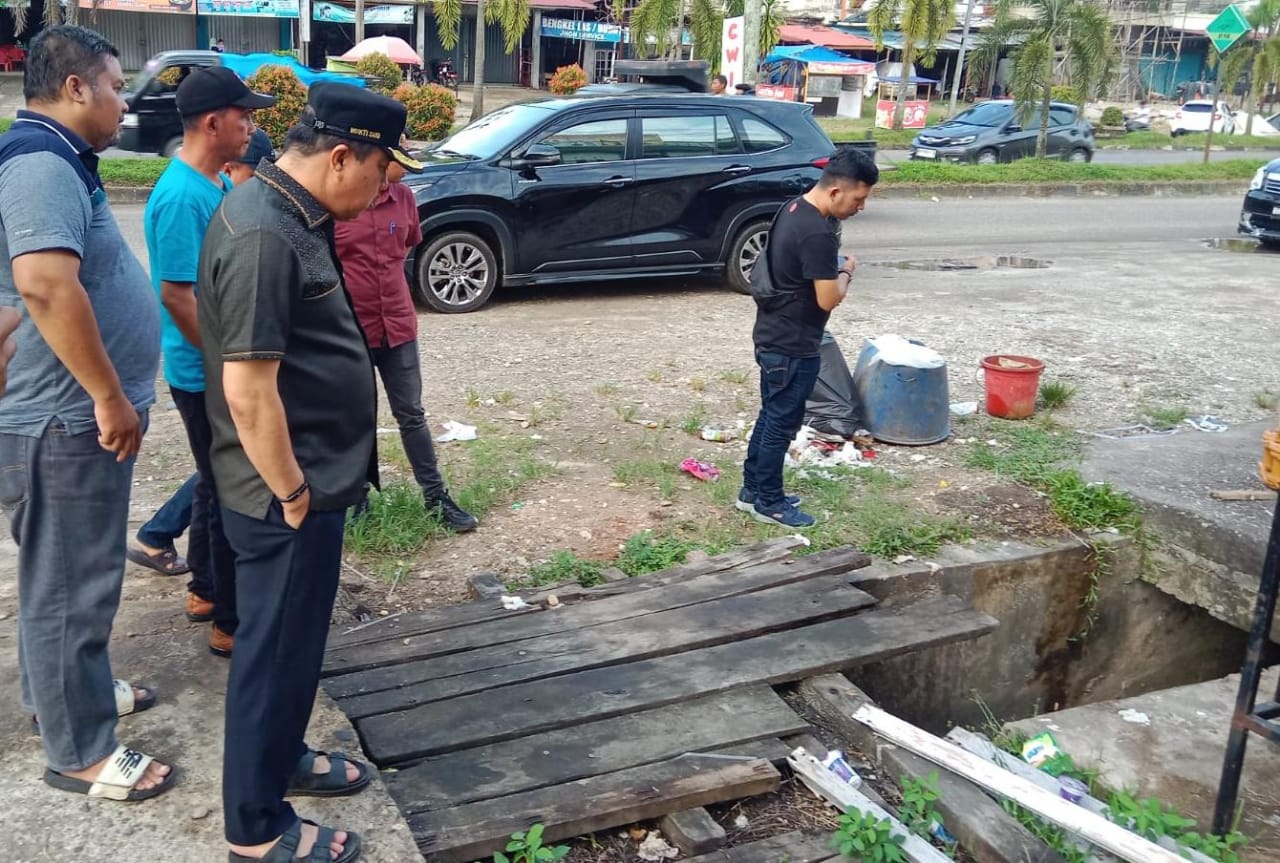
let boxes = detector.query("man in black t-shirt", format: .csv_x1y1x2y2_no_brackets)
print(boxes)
740,148,878,528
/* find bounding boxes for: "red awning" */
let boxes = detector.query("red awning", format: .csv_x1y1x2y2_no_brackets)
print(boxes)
778,24,875,50
528,0,598,9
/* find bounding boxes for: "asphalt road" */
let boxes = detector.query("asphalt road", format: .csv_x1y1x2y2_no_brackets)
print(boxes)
879,147,1280,165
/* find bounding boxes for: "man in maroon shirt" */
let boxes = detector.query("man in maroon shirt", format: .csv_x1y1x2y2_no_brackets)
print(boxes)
334,157,477,531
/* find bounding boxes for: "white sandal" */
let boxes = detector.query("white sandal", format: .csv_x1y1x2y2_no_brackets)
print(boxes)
43,744,178,801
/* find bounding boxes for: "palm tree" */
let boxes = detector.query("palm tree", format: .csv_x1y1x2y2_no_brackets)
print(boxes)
685,0,783,72
1239,0,1280,136
867,0,955,130
985,0,1113,158
9,0,66,35
431,0,528,121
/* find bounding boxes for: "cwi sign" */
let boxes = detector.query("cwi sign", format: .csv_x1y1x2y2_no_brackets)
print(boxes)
722,16,745,89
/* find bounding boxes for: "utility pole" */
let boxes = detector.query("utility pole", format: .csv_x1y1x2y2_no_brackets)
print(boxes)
355,0,365,43
948,0,976,116
743,0,761,84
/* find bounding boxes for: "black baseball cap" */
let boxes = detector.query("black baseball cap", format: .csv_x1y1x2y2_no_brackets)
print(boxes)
301,82,423,172
176,66,277,119
237,129,274,165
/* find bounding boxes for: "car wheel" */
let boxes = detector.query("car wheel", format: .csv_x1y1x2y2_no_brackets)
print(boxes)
975,148,999,165
726,219,771,294
415,231,500,313
1067,148,1091,163
1261,239,1280,251
162,136,183,158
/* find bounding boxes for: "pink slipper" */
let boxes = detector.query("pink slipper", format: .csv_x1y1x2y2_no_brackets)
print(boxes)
680,458,721,481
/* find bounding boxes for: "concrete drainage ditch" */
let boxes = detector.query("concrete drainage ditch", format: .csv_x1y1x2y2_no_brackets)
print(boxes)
875,255,1052,272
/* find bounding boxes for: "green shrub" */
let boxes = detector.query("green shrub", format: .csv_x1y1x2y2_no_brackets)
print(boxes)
392,82,457,141
549,64,587,95
1100,106,1126,126
1051,85,1081,105
355,52,404,96
245,65,308,146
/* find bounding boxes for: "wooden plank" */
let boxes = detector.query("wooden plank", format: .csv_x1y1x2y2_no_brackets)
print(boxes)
788,747,953,863
798,675,1066,863
660,808,727,856
325,537,819,653
358,596,997,765
324,545,870,677
853,705,1186,863
409,757,781,863
330,574,876,710
385,687,807,813
683,830,838,863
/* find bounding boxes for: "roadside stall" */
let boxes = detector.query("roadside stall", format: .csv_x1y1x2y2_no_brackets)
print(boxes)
874,64,938,128
757,45,875,118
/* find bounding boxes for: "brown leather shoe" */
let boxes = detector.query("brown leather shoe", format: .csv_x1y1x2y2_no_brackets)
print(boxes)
185,591,214,622
209,623,233,658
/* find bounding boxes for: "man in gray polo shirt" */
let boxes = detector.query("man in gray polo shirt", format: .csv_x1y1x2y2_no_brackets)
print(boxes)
0,26,173,802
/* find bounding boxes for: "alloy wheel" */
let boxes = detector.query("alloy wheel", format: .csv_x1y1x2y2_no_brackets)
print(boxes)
738,228,769,282
427,242,490,309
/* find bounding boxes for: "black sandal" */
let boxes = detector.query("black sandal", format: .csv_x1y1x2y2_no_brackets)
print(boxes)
228,819,361,863
126,545,190,576
286,749,372,798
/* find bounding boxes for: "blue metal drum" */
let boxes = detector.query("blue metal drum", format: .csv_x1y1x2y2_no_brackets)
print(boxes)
852,339,951,446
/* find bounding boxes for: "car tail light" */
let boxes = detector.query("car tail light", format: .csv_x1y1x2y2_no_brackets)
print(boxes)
1175,111,1182,119
1214,113,1222,120
813,156,830,168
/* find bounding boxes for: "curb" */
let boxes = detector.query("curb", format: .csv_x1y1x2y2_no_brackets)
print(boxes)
871,179,1248,199
106,178,1250,204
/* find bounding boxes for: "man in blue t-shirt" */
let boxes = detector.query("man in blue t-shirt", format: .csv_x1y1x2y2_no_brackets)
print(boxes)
144,67,274,657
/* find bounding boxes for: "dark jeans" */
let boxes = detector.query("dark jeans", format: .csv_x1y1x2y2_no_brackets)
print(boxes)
135,472,195,548
172,386,237,634
742,350,821,511
221,503,345,845
0,417,141,772
371,340,447,499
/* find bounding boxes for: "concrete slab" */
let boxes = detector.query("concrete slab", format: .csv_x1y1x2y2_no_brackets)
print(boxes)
1009,671,1280,863
1082,420,1280,637
0,536,422,863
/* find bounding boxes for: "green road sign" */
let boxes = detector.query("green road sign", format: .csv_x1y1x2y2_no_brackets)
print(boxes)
1207,4,1251,54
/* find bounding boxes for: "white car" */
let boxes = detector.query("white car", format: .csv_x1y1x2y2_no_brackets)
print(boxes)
1170,100,1235,136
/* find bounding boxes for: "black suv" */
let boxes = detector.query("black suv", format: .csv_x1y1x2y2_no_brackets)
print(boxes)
1239,157,1280,247
909,99,1095,165
405,94,835,312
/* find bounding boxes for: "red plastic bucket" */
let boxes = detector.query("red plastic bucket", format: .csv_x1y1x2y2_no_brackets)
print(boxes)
981,355,1045,420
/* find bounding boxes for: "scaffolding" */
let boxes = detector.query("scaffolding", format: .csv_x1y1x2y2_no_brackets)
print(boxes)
1102,0,1193,100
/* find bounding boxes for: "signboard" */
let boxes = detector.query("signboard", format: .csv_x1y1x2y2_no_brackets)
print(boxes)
541,16,624,43
313,1,412,23
78,0,193,13
1206,4,1250,54
756,83,797,101
806,61,874,76
721,15,744,90
875,99,928,129
199,0,298,16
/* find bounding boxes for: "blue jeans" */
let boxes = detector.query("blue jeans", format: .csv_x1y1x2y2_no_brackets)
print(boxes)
0,416,143,772
135,472,196,548
742,350,821,511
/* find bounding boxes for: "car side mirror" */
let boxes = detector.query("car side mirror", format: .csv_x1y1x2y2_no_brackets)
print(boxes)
505,143,562,171
1006,123,1022,132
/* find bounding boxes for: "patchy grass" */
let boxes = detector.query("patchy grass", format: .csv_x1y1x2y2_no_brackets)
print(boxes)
1038,380,1077,411
1255,389,1280,410
679,403,711,436
1143,404,1190,430
595,382,619,397
519,550,605,588
884,158,1263,185
1116,129,1280,150
494,390,516,405
720,369,750,385
345,483,444,555
464,387,481,409
645,368,663,383
614,403,638,423
614,459,678,500
616,530,702,576
101,158,170,187
449,435,555,516
690,376,707,394
965,421,1140,533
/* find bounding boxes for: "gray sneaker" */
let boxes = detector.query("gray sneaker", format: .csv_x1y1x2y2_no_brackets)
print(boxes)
751,501,817,529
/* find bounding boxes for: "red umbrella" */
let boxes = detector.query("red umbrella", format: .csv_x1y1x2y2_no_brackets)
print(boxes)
341,35,423,67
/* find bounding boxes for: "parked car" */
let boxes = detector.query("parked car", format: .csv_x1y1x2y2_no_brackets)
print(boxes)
119,51,365,156
403,94,835,313
1238,158,1280,247
907,99,1094,165
1170,99,1235,136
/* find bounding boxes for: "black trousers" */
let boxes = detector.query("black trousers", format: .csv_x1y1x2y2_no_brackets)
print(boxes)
370,340,447,499
171,386,237,633
220,503,345,845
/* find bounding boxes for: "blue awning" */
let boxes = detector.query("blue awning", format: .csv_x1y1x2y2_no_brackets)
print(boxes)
765,44,860,64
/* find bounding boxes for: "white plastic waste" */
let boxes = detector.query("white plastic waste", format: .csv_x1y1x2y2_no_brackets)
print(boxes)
867,333,945,369
437,420,478,442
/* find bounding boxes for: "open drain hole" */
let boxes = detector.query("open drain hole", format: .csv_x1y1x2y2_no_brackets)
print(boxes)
1204,237,1280,253
876,255,1051,271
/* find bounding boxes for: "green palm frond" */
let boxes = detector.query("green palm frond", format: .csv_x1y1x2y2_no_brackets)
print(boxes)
489,0,530,53
688,0,721,63
432,0,462,50
1011,33,1051,124
9,2,27,34
629,0,681,58
866,0,899,49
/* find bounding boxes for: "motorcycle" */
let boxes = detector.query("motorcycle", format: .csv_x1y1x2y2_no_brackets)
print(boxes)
409,66,428,87
432,58,459,92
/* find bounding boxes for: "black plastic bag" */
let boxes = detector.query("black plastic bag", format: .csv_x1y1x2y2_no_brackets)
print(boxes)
805,331,862,437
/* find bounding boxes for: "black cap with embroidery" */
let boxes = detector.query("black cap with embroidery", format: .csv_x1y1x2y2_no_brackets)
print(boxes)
301,82,423,172
176,66,277,119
